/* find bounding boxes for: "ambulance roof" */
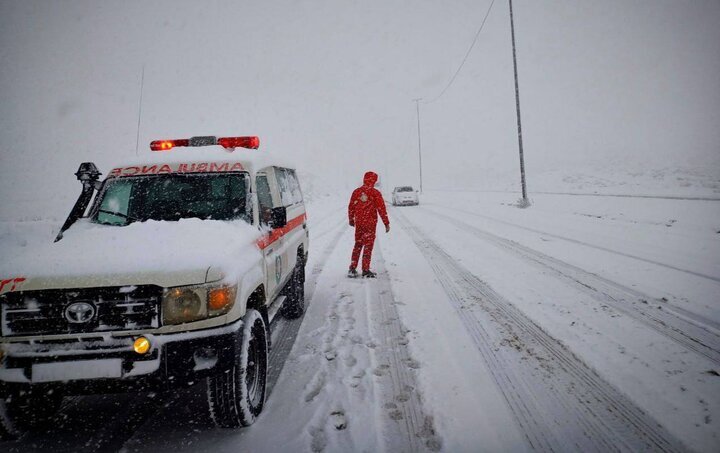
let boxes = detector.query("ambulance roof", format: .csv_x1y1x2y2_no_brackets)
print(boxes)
105,145,293,179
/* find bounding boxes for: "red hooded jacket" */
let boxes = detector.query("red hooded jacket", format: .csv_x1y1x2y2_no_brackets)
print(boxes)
348,171,389,228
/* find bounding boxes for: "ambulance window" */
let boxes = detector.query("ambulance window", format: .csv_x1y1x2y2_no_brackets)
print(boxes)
276,169,291,207
93,173,250,225
277,168,301,207
256,175,273,225
96,179,132,225
286,169,302,204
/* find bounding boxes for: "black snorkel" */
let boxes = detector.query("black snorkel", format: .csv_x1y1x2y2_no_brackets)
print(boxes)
55,162,102,242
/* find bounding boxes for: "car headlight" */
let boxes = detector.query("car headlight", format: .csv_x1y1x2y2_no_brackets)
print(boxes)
162,283,237,325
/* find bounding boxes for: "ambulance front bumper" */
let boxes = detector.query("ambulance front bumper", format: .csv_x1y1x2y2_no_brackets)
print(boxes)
0,319,243,394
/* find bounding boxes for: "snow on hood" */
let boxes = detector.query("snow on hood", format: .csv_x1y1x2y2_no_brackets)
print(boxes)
1,218,262,290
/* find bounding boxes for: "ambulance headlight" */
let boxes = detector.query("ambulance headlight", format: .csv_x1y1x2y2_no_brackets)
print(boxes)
162,283,237,325
162,287,205,325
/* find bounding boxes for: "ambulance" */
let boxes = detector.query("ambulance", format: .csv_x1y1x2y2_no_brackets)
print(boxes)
0,136,309,438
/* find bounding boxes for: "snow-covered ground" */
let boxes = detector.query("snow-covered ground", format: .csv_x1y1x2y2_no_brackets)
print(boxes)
1,186,719,452
429,163,720,199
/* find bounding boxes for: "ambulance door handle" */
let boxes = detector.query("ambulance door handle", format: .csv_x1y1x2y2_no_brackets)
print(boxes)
266,248,274,256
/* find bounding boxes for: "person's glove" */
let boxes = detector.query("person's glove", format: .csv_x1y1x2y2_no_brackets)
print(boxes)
385,224,390,233
349,220,355,227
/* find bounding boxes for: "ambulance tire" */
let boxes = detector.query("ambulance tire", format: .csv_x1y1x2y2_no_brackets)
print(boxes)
0,391,62,440
207,309,268,428
281,265,305,319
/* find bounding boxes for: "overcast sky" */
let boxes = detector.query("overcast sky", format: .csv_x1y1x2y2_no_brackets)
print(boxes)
1,0,719,215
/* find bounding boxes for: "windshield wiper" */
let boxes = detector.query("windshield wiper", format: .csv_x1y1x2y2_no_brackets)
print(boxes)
97,209,139,222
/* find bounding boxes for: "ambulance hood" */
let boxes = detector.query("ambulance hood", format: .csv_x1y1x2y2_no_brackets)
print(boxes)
1,219,262,291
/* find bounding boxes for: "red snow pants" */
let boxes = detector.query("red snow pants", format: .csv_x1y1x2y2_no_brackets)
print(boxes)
350,224,376,272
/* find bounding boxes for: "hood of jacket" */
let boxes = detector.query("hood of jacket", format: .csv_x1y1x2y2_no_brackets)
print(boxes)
362,171,378,188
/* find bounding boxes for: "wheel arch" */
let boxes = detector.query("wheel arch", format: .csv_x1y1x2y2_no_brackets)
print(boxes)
246,285,266,312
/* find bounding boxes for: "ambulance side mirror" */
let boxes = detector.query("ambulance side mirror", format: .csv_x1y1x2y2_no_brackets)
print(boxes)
270,207,287,229
56,162,103,242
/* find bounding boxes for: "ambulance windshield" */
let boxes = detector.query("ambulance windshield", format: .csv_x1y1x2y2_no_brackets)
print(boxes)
91,173,251,226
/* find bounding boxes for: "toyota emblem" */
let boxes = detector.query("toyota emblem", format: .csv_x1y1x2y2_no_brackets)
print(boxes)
65,302,96,323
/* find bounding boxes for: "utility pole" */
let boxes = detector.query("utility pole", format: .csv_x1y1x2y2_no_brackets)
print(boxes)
509,0,528,205
135,64,146,156
413,98,424,193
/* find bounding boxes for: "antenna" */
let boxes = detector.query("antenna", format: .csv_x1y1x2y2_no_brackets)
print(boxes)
135,64,145,156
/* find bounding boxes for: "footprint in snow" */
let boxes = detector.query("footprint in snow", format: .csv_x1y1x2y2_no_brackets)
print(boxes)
404,359,421,369
330,410,347,430
348,369,366,388
373,364,390,376
309,426,327,452
343,355,357,367
304,371,326,403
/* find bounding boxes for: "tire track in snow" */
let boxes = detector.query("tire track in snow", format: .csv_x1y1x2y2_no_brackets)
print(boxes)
369,248,442,452
396,210,686,453
419,206,720,367
425,203,720,284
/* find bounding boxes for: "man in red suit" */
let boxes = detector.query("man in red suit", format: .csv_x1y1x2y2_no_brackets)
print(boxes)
348,171,390,278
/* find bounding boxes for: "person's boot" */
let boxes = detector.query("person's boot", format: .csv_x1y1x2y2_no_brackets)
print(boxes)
348,268,359,278
362,270,377,278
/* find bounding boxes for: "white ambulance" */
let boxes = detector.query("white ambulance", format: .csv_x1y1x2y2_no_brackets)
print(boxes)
0,136,309,438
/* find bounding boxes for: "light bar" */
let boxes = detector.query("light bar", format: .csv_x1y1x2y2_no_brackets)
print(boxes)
150,136,260,151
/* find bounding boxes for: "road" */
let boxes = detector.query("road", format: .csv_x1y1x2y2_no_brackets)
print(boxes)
2,192,718,452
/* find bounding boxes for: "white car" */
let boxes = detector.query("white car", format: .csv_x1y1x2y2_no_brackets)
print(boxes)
0,135,309,438
391,186,419,206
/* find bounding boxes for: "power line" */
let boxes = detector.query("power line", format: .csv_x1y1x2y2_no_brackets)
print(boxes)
424,0,496,105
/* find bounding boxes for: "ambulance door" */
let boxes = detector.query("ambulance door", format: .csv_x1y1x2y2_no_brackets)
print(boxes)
276,168,304,274
256,172,284,301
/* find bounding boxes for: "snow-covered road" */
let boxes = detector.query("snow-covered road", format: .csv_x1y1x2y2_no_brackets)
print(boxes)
2,192,718,452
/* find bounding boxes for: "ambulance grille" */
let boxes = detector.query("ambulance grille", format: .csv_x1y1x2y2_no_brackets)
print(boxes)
0,286,162,337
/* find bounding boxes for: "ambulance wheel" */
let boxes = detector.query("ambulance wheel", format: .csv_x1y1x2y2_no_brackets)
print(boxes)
0,390,63,439
207,309,268,428
281,265,305,319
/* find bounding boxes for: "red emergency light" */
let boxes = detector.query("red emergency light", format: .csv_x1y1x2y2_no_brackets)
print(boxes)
150,136,260,151
217,136,260,149
150,139,189,151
